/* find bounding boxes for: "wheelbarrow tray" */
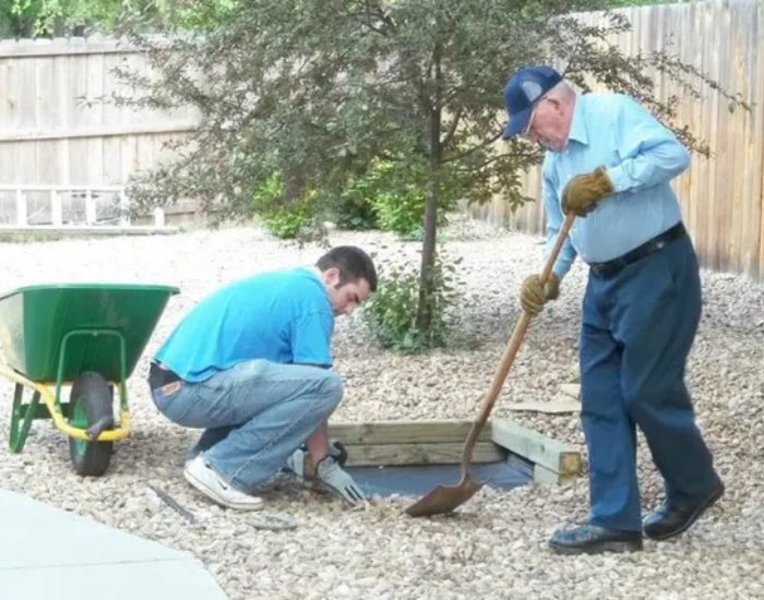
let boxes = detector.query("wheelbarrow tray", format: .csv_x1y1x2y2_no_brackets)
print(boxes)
0,283,179,382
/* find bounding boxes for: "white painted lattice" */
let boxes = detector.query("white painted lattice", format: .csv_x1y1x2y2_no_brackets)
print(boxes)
0,185,165,228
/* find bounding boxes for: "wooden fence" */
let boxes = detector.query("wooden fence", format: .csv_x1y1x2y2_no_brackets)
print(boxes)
472,0,764,280
1,2,763,277
0,35,194,225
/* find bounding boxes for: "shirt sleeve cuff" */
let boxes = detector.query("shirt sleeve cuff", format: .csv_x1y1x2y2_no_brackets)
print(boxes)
553,261,571,279
604,165,629,194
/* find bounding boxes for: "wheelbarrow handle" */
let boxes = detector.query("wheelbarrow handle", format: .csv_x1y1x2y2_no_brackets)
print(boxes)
460,212,576,476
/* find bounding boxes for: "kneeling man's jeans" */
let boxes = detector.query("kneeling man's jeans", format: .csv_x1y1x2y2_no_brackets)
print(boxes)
150,359,342,492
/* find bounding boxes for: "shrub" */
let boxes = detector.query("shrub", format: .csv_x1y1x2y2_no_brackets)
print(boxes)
329,154,458,238
371,186,426,239
252,173,318,239
368,155,459,238
330,171,380,231
363,250,462,353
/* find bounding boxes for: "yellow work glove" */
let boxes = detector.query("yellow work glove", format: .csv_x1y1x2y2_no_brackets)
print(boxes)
561,166,614,217
519,272,561,317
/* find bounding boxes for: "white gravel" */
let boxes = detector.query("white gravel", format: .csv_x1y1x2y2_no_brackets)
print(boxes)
0,217,762,599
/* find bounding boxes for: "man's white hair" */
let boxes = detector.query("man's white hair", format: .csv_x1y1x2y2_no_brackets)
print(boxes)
545,80,575,102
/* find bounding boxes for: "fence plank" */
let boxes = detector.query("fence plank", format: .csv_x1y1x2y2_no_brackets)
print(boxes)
708,1,724,270
14,57,37,185
749,3,764,277
728,3,749,272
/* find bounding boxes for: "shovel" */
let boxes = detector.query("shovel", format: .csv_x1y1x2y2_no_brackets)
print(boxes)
405,212,576,518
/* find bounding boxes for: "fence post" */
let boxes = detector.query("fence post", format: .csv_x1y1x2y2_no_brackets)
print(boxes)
51,190,63,226
119,189,130,226
153,207,166,227
84,190,96,224
15,190,27,226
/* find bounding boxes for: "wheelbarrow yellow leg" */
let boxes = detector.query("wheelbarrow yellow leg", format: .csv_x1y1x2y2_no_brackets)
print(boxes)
1,364,131,443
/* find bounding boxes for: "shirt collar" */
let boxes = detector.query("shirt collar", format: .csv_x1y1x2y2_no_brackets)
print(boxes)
566,94,588,146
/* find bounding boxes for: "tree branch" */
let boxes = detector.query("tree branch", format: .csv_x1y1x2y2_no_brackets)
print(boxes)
443,130,502,164
441,107,462,148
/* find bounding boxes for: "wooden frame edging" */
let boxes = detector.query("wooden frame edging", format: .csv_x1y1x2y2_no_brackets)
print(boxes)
327,418,582,484
490,418,582,483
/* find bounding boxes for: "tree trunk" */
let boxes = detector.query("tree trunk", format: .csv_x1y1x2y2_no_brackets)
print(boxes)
416,49,443,334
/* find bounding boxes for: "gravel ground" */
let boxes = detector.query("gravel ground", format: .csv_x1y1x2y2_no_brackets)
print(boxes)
0,218,762,599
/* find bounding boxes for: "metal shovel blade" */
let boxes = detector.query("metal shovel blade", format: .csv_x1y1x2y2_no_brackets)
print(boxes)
404,475,482,517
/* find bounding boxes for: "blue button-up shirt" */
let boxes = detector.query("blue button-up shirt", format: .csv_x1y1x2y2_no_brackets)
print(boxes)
542,93,690,277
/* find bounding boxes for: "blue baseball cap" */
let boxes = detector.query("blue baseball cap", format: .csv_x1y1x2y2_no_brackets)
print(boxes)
501,66,562,139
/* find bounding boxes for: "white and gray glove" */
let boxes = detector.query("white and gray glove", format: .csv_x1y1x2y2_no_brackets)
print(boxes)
315,455,366,505
285,446,310,478
285,441,365,505
285,439,347,477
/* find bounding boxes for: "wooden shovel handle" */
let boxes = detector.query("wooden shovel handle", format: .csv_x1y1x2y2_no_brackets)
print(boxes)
459,212,576,478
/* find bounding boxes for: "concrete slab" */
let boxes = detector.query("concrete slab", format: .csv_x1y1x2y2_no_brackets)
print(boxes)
0,489,228,600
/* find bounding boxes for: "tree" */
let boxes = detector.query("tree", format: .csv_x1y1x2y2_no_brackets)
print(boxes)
119,0,746,338
0,1,233,38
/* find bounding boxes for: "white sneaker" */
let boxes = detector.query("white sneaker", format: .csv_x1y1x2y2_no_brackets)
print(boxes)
183,455,264,510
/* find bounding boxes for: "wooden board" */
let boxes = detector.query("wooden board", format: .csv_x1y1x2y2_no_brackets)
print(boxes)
490,418,581,477
327,419,492,445
532,463,579,485
328,418,580,478
342,442,504,467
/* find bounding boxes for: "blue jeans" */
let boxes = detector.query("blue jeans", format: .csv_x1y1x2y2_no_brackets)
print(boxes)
580,234,718,531
150,360,343,492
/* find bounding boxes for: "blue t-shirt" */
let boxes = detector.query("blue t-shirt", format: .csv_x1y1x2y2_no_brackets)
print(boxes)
154,267,334,382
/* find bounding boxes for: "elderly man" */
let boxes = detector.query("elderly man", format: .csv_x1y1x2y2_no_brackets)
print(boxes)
502,66,723,554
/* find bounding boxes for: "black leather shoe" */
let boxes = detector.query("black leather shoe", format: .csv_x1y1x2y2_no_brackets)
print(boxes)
643,481,725,541
549,524,643,555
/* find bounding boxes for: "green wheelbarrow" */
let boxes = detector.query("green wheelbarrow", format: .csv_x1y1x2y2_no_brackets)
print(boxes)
0,283,179,476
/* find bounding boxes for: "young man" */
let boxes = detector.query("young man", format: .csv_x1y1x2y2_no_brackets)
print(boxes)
501,66,723,554
148,245,377,510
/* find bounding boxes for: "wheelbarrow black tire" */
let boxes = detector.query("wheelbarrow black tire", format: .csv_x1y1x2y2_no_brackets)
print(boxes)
68,371,114,477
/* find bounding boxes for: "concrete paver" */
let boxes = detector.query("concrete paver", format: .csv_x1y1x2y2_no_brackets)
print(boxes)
0,488,228,600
